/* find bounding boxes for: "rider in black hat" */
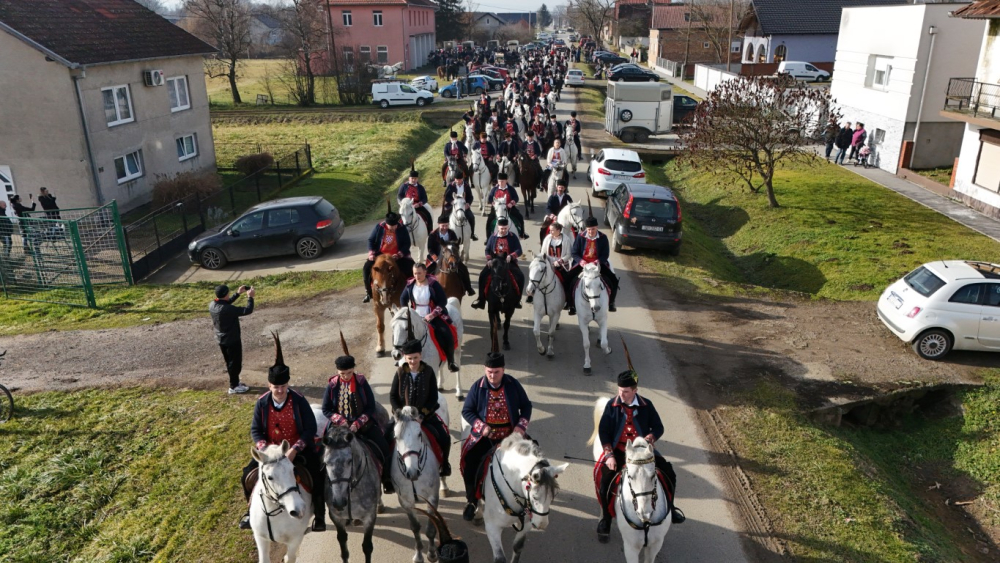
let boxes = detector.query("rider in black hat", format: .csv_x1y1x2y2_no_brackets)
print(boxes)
485,172,528,240
397,165,433,233
564,110,582,156
471,217,525,310
566,215,619,314
390,339,453,476
242,333,325,531
363,203,414,303
427,214,476,296
443,171,479,242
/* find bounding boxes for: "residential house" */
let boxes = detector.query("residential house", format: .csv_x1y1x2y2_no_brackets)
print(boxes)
0,0,217,212
942,0,1000,218
471,11,504,34
324,0,436,72
649,3,740,78
612,0,655,50
739,0,907,73
249,13,286,57
831,2,983,174
495,12,537,30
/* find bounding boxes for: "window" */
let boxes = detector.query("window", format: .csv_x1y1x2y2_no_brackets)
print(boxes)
904,266,946,297
373,10,383,26
703,42,710,49
0,165,16,204
867,55,893,91
973,130,1000,192
986,284,1000,307
774,45,787,63
176,134,198,161
377,45,388,64
745,45,754,62
401,84,417,93
267,208,300,228
114,150,143,184
872,128,885,146
950,284,985,304
360,45,371,63
102,85,134,126
232,211,264,234
343,46,355,67
342,10,352,26
756,44,765,63
167,76,190,112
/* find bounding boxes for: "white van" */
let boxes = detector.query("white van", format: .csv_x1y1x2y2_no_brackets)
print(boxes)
506,40,519,48
777,61,831,82
371,81,433,108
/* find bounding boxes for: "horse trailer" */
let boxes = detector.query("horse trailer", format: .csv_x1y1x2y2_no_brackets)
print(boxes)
604,82,674,144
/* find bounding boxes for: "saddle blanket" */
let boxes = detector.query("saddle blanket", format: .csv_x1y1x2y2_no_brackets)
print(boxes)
392,416,446,467
427,322,459,364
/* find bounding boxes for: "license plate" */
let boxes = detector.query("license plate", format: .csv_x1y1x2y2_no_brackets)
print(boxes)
612,174,631,181
889,292,903,309
641,225,664,232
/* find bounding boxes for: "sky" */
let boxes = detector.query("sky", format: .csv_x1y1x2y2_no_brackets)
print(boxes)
161,0,567,16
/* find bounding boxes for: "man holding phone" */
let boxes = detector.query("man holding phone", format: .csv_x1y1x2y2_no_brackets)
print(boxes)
210,284,255,394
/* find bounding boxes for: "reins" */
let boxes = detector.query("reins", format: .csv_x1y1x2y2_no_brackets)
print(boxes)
257,457,303,542
327,438,370,522
529,259,558,314
617,455,666,547
489,455,552,532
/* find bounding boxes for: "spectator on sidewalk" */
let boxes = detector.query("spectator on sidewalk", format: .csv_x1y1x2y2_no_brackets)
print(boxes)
849,123,867,162
0,200,12,259
210,284,255,394
823,118,839,161
834,122,853,165
38,187,60,219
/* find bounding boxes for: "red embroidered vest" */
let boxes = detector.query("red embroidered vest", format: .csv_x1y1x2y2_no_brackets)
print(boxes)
480,143,490,157
616,406,638,452
486,387,512,441
404,184,419,201
380,225,399,255
449,142,461,156
268,400,301,447
546,241,561,258
582,238,598,263
494,236,510,256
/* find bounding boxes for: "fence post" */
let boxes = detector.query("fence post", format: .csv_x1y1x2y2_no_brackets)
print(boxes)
295,151,301,177
195,192,206,230
69,221,97,308
110,201,134,285
0,255,8,299
255,172,262,201
276,159,283,187
306,144,313,169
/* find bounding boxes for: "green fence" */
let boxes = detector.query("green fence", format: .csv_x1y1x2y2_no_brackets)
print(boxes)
0,202,132,308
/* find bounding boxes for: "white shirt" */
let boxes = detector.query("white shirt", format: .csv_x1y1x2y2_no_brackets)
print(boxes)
547,147,566,165
413,284,432,316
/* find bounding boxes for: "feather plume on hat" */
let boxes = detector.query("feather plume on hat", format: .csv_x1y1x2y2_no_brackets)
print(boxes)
617,332,638,387
268,331,290,385
335,329,355,371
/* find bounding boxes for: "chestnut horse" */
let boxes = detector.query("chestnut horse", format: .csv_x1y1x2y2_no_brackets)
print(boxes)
371,254,406,357
515,153,540,219
435,244,468,304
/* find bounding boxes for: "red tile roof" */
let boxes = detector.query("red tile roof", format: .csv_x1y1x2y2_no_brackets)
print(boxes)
326,0,437,6
0,0,215,66
652,4,732,30
953,0,1000,19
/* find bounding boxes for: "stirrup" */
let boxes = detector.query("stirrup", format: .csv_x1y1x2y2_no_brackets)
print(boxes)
672,508,686,524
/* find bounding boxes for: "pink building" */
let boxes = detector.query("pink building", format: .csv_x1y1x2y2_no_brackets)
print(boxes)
326,0,437,72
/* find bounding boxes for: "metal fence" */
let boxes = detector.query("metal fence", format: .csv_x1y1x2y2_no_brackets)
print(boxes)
0,202,131,307
945,77,1000,119
124,144,312,280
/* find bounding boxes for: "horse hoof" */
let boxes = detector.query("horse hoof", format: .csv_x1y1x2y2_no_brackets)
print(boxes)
503,341,511,351
583,367,592,375
547,350,555,358
537,348,546,355
457,394,465,401
376,350,386,358
439,386,446,392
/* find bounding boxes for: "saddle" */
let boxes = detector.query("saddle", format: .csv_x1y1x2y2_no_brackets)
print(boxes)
426,321,459,364
243,460,314,499
600,467,674,519
485,271,521,300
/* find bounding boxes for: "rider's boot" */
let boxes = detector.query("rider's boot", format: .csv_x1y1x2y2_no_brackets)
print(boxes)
596,513,612,543
239,512,252,530
526,294,533,304
463,500,478,521
608,301,617,312
440,461,453,477
568,303,576,316
362,293,371,303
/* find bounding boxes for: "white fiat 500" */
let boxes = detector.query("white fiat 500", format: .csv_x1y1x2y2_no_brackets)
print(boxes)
876,261,1000,360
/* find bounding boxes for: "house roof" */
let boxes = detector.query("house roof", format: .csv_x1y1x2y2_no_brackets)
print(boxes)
327,0,436,6
953,0,1000,19
253,14,283,29
494,12,536,26
0,0,216,67
745,0,908,36
652,4,732,30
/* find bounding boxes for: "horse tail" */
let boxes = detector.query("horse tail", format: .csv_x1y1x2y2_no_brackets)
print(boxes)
586,397,609,447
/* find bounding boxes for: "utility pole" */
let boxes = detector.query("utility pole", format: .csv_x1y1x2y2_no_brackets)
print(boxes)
727,0,734,72
682,0,694,73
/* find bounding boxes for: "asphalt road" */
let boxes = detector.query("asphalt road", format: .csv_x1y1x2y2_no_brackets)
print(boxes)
291,76,749,563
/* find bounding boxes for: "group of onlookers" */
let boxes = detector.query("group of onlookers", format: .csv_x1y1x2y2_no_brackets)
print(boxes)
824,119,868,165
0,187,61,258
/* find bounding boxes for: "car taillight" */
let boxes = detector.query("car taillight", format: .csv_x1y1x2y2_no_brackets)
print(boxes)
674,195,682,222
597,167,611,176
633,172,645,178
316,219,333,229
906,307,922,318
623,194,634,219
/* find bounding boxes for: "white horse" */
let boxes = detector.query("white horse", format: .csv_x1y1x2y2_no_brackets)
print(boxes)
390,304,465,399
465,123,477,158
486,121,499,149
481,434,567,563
400,197,430,263
526,254,566,357
492,196,520,239
556,202,585,245
448,194,473,261
565,129,580,178
576,263,611,374
498,156,516,199
546,91,557,114
392,404,452,563
547,162,567,193
470,150,492,205
249,441,311,563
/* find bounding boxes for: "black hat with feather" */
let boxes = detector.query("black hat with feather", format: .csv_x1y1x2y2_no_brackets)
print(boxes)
484,318,505,368
335,330,355,371
617,333,638,388
268,331,291,385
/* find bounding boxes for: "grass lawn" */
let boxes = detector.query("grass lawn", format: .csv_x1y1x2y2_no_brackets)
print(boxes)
0,270,360,336
0,388,253,562
206,59,343,107
912,166,954,187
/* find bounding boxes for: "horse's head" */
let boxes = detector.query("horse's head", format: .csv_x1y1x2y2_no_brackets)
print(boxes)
624,437,660,524
489,254,511,294
399,197,416,221
322,425,358,511
439,244,460,272
564,203,585,231
390,307,425,361
371,255,401,305
393,406,428,482
498,435,567,531
252,440,308,520
581,263,604,312
527,253,549,293
446,157,458,172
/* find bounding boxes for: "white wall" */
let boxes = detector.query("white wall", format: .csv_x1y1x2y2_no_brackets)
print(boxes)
694,63,738,92
954,124,1000,211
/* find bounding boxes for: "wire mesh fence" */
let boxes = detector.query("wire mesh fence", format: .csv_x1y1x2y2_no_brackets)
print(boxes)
0,202,131,308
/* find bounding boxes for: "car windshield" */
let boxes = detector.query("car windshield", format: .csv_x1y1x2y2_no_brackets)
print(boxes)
904,266,946,297
605,159,642,173
631,198,677,220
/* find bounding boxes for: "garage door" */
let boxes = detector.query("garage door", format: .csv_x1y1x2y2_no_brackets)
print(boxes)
974,141,1000,192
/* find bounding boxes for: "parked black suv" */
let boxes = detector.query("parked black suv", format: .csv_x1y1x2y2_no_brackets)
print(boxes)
607,66,660,82
604,183,682,255
188,196,346,269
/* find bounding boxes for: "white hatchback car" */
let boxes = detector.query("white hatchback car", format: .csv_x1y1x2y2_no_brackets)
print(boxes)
876,261,1000,360
410,76,439,92
565,69,586,87
586,148,646,195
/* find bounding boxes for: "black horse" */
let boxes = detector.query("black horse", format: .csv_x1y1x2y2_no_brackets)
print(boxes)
486,253,520,351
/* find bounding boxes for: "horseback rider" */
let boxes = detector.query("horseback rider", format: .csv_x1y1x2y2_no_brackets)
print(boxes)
390,339,453,477
594,368,684,544
460,349,533,521
486,172,528,240
544,138,567,189
478,92,492,115
501,114,520,141
472,131,498,180
546,113,564,148
521,129,544,191
443,131,469,186
400,262,459,373
531,113,547,142
396,167,432,233
566,217,619,314
499,130,521,162
362,209,413,303
565,111,582,156
241,333,325,532
322,347,395,494
545,180,573,220
427,214,476,296
527,221,573,304
443,171,479,242
471,217,524,310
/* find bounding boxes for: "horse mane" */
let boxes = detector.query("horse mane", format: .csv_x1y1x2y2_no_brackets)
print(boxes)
397,405,421,423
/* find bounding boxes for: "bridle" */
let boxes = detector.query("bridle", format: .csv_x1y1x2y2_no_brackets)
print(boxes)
528,258,558,314
326,436,369,522
401,204,421,238
257,457,303,541
618,454,666,546
490,456,553,532
373,262,398,307
581,271,604,314
394,421,429,498
438,247,459,274
393,312,428,353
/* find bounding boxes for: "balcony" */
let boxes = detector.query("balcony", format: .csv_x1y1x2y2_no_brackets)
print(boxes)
942,78,1000,126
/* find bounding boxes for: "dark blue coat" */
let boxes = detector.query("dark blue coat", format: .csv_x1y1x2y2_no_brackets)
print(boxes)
427,228,460,259
400,278,451,321
545,193,573,217
462,373,532,442
444,181,475,207
251,389,317,454
321,374,378,432
472,140,496,158
571,232,610,266
444,140,468,159
499,138,521,159
368,221,412,257
522,139,543,159
597,394,664,455
487,184,519,205
397,181,429,205
485,232,522,259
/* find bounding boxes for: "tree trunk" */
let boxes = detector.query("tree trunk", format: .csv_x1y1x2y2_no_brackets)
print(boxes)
764,175,779,208
228,60,242,104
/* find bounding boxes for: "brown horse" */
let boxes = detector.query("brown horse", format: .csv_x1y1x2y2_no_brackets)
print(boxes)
371,254,406,357
437,65,447,79
515,153,540,219
435,244,467,304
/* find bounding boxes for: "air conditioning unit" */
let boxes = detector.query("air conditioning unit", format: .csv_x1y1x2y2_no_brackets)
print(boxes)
143,69,165,87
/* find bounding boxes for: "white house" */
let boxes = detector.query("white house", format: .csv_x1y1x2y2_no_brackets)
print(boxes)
830,2,985,173
943,0,1000,219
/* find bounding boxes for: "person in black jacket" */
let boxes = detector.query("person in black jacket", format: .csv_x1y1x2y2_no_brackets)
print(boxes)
209,284,255,394
38,187,60,219
834,121,853,165
0,201,12,259
390,339,452,476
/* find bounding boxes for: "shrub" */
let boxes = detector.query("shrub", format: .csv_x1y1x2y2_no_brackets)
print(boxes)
151,172,223,208
234,152,275,176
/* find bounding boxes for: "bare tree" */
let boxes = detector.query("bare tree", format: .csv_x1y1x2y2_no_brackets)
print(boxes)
278,0,327,106
566,0,614,43
552,5,567,29
688,0,747,65
185,0,253,104
681,75,838,208
135,0,166,13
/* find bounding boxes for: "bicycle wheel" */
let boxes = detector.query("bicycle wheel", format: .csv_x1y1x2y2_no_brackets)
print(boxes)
0,384,12,423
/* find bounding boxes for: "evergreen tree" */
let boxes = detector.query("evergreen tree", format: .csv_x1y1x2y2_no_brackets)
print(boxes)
538,4,552,28
436,0,465,42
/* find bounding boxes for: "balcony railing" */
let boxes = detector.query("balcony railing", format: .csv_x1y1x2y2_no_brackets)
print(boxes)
944,77,1000,120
